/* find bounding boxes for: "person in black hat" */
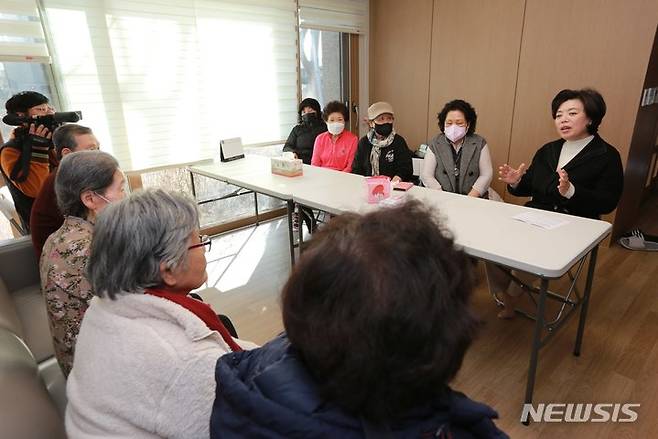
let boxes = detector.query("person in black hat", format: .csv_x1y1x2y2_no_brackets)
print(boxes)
283,98,327,232
283,97,327,165
0,91,56,231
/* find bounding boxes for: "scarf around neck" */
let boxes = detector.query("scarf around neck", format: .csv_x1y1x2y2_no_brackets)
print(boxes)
145,288,242,352
368,129,396,176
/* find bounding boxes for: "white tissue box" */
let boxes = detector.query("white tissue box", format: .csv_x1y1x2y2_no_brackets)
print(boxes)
271,157,303,177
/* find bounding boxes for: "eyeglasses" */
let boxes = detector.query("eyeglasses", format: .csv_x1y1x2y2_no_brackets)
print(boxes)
188,234,212,252
93,191,111,204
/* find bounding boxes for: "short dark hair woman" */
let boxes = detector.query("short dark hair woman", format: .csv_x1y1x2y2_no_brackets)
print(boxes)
210,201,507,438
499,88,622,218
494,88,624,318
310,100,358,172
422,99,493,197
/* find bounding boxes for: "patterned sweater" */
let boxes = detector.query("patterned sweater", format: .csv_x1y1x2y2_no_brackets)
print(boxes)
40,215,94,376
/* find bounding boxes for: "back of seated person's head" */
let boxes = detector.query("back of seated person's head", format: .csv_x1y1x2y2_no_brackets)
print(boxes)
52,124,98,160
55,150,121,220
282,200,479,423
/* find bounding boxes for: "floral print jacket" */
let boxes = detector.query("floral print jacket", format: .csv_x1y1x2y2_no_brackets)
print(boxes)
40,216,94,376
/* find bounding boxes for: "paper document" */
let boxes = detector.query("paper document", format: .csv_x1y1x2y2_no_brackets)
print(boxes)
512,211,569,230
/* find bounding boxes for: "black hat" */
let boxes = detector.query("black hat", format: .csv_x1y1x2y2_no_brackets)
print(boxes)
297,97,321,123
298,98,321,115
5,91,49,114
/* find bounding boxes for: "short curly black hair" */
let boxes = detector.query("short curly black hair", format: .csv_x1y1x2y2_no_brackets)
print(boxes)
437,99,477,135
282,200,479,423
551,88,606,134
322,100,349,122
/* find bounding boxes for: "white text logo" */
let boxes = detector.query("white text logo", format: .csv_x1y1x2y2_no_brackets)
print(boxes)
520,403,640,423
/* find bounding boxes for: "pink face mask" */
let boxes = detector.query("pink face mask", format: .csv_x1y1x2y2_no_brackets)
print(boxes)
444,124,467,143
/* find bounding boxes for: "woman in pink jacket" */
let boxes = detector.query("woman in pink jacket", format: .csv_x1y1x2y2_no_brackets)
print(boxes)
311,101,358,172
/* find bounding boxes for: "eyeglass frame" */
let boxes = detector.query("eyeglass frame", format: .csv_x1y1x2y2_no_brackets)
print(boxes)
188,234,212,252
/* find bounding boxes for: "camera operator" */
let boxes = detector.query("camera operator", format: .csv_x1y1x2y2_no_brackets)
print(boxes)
30,124,100,260
0,91,56,231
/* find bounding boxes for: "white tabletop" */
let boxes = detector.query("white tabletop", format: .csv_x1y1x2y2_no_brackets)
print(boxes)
408,187,610,277
191,155,301,200
191,155,611,278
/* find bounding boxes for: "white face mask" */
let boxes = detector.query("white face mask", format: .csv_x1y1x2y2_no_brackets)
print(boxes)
444,124,467,143
327,122,345,135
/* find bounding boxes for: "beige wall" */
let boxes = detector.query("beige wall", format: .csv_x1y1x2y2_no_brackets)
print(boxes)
370,0,658,225
370,0,434,150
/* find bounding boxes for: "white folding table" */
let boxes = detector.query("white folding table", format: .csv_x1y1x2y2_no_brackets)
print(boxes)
191,156,611,417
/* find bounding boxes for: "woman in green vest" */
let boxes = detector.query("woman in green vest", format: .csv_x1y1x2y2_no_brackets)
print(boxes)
421,99,493,198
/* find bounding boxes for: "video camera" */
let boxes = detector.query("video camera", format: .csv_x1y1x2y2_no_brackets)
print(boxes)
2,111,82,133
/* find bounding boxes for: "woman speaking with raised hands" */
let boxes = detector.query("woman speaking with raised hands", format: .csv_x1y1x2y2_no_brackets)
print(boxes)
499,88,623,219
493,88,624,319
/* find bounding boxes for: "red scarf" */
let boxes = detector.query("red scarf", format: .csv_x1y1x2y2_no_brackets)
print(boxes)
145,288,242,352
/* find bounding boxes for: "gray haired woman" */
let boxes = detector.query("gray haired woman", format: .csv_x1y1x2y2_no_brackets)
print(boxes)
40,150,126,376
65,189,256,439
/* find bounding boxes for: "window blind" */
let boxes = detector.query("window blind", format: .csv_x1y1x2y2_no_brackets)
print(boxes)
0,0,50,62
298,0,367,34
42,0,298,171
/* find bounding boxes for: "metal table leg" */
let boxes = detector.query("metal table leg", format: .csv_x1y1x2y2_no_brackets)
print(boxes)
574,245,598,356
297,204,304,254
286,200,295,266
523,277,549,425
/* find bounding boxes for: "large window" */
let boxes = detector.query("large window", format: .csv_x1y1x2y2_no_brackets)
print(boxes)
41,0,299,172
299,28,346,106
0,0,54,141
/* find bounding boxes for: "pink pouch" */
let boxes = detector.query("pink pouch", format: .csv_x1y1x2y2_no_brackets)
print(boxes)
392,181,413,191
366,176,391,203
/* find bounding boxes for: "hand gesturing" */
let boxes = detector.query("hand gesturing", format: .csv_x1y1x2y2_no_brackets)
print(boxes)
557,169,570,196
498,163,527,185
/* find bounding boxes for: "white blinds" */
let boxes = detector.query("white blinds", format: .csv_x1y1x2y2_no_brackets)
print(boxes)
42,0,298,171
0,0,50,62
298,0,367,34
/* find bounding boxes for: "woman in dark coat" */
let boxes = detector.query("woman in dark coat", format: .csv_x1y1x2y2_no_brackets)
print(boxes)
283,98,326,231
494,88,624,318
351,101,413,183
210,201,508,439
499,88,623,219
283,97,326,165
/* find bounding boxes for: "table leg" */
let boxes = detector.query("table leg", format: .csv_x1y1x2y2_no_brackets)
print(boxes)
574,245,598,356
523,277,549,424
297,204,304,253
286,200,295,266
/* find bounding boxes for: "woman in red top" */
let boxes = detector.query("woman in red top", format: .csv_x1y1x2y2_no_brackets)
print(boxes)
311,101,358,172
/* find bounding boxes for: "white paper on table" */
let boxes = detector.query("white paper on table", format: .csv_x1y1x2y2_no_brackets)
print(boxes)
512,211,570,230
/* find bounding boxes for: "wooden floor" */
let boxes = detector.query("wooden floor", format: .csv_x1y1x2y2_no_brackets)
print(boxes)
198,218,658,438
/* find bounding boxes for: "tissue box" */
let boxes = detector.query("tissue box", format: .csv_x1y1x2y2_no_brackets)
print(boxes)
365,176,391,203
271,157,303,177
